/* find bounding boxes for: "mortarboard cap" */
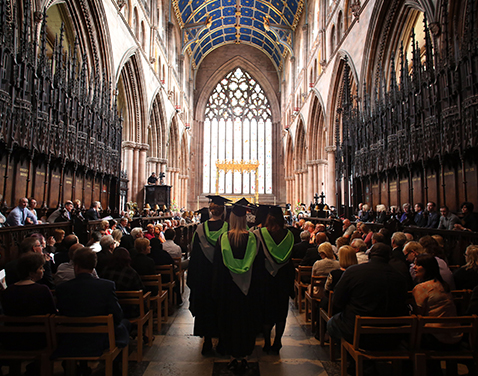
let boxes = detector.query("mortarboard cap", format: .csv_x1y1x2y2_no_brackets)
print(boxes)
231,197,250,217
195,207,210,223
268,205,285,218
206,195,232,205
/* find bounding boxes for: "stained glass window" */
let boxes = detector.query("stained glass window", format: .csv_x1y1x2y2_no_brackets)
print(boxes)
203,68,273,195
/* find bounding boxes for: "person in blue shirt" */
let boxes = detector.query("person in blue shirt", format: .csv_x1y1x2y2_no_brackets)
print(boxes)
5,198,38,226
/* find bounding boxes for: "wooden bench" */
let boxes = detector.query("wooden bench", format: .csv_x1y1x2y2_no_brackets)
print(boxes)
116,290,153,362
50,314,128,376
341,315,417,376
140,274,169,332
0,314,53,376
172,256,186,294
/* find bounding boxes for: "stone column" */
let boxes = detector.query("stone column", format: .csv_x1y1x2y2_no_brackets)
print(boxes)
138,144,149,208
307,162,314,203
122,141,135,202
325,146,336,207
132,146,140,204
294,172,299,205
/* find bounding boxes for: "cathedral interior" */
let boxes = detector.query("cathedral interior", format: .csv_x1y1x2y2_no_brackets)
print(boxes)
0,0,477,218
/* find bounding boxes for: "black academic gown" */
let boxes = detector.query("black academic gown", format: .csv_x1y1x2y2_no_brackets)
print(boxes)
187,220,224,338
212,231,262,358
255,228,295,325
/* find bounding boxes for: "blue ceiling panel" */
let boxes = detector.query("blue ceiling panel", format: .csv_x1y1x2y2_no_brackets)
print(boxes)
270,0,284,12
175,0,303,70
212,36,225,46
241,17,253,26
223,7,236,16
223,17,236,25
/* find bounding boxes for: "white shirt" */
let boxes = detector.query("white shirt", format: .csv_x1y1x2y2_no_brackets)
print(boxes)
162,240,182,258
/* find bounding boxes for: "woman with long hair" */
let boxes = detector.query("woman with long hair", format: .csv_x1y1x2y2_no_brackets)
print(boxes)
254,205,295,354
213,199,261,371
453,245,478,290
412,254,461,342
187,195,230,354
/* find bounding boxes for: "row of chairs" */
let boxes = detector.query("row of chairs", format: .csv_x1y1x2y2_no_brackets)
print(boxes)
341,314,478,376
0,314,128,376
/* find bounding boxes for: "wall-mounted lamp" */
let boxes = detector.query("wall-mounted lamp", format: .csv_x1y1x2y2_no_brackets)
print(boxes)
309,83,314,88
160,79,165,85
185,123,190,130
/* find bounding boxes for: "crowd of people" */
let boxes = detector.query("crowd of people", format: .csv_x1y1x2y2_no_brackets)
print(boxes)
0,210,188,376
1,195,477,375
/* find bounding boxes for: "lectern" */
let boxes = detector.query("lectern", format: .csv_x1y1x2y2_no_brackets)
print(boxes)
144,185,171,209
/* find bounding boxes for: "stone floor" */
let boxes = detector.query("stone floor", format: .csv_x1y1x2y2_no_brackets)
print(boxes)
127,288,340,376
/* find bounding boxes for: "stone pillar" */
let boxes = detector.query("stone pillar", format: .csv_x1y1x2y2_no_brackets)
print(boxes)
138,144,149,208
294,172,299,205
122,141,135,202
325,146,336,207
307,162,314,203
132,146,140,204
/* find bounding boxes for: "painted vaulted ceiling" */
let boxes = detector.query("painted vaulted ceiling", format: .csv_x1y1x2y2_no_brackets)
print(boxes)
172,0,304,72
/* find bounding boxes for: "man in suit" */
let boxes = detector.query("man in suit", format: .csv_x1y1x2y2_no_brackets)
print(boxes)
85,201,100,220
425,201,440,228
55,247,130,359
291,231,310,259
5,198,38,226
413,203,427,227
327,243,408,347
47,201,74,223
116,217,130,235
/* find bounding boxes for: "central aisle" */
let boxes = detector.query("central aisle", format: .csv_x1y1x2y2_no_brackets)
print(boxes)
137,288,340,376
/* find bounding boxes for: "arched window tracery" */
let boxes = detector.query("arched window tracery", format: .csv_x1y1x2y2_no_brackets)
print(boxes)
202,67,273,195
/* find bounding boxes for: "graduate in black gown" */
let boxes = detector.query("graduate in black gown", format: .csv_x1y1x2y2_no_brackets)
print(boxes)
254,205,295,353
187,195,230,354
212,199,262,371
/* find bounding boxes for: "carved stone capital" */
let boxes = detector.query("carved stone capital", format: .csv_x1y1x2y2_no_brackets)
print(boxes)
122,141,136,149
139,143,150,151
325,146,336,153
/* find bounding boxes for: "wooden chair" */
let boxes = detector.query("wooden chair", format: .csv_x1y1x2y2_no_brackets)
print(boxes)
155,265,177,307
50,314,128,376
140,274,169,332
116,290,153,362
451,289,473,316
172,256,185,294
0,315,53,376
293,266,312,313
292,258,302,268
414,315,478,376
341,315,417,376
319,291,337,361
304,275,327,332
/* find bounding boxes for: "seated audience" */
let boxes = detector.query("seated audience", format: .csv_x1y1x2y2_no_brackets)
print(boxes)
5,237,54,289
292,230,311,259
455,202,478,232
324,245,358,294
413,203,427,227
350,238,368,264
374,204,388,224
425,201,440,228
53,234,79,271
438,205,461,230
96,235,117,276
1,253,57,375
54,247,130,365
360,224,373,247
112,229,123,246
54,243,99,285
144,224,155,240
102,247,144,292
312,242,340,277
117,217,130,235
5,198,38,226
327,243,409,350
86,231,102,253
453,245,478,290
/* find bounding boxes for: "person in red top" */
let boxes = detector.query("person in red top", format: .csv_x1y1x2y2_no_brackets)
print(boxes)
144,224,155,240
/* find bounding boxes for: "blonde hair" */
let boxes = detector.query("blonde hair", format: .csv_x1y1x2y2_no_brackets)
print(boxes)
376,204,386,212
338,245,358,268
318,242,335,260
465,245,478,270
134,238,150,253
403,241,424,255
227,212,248,247
100,220,109,230
112,229,122,243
